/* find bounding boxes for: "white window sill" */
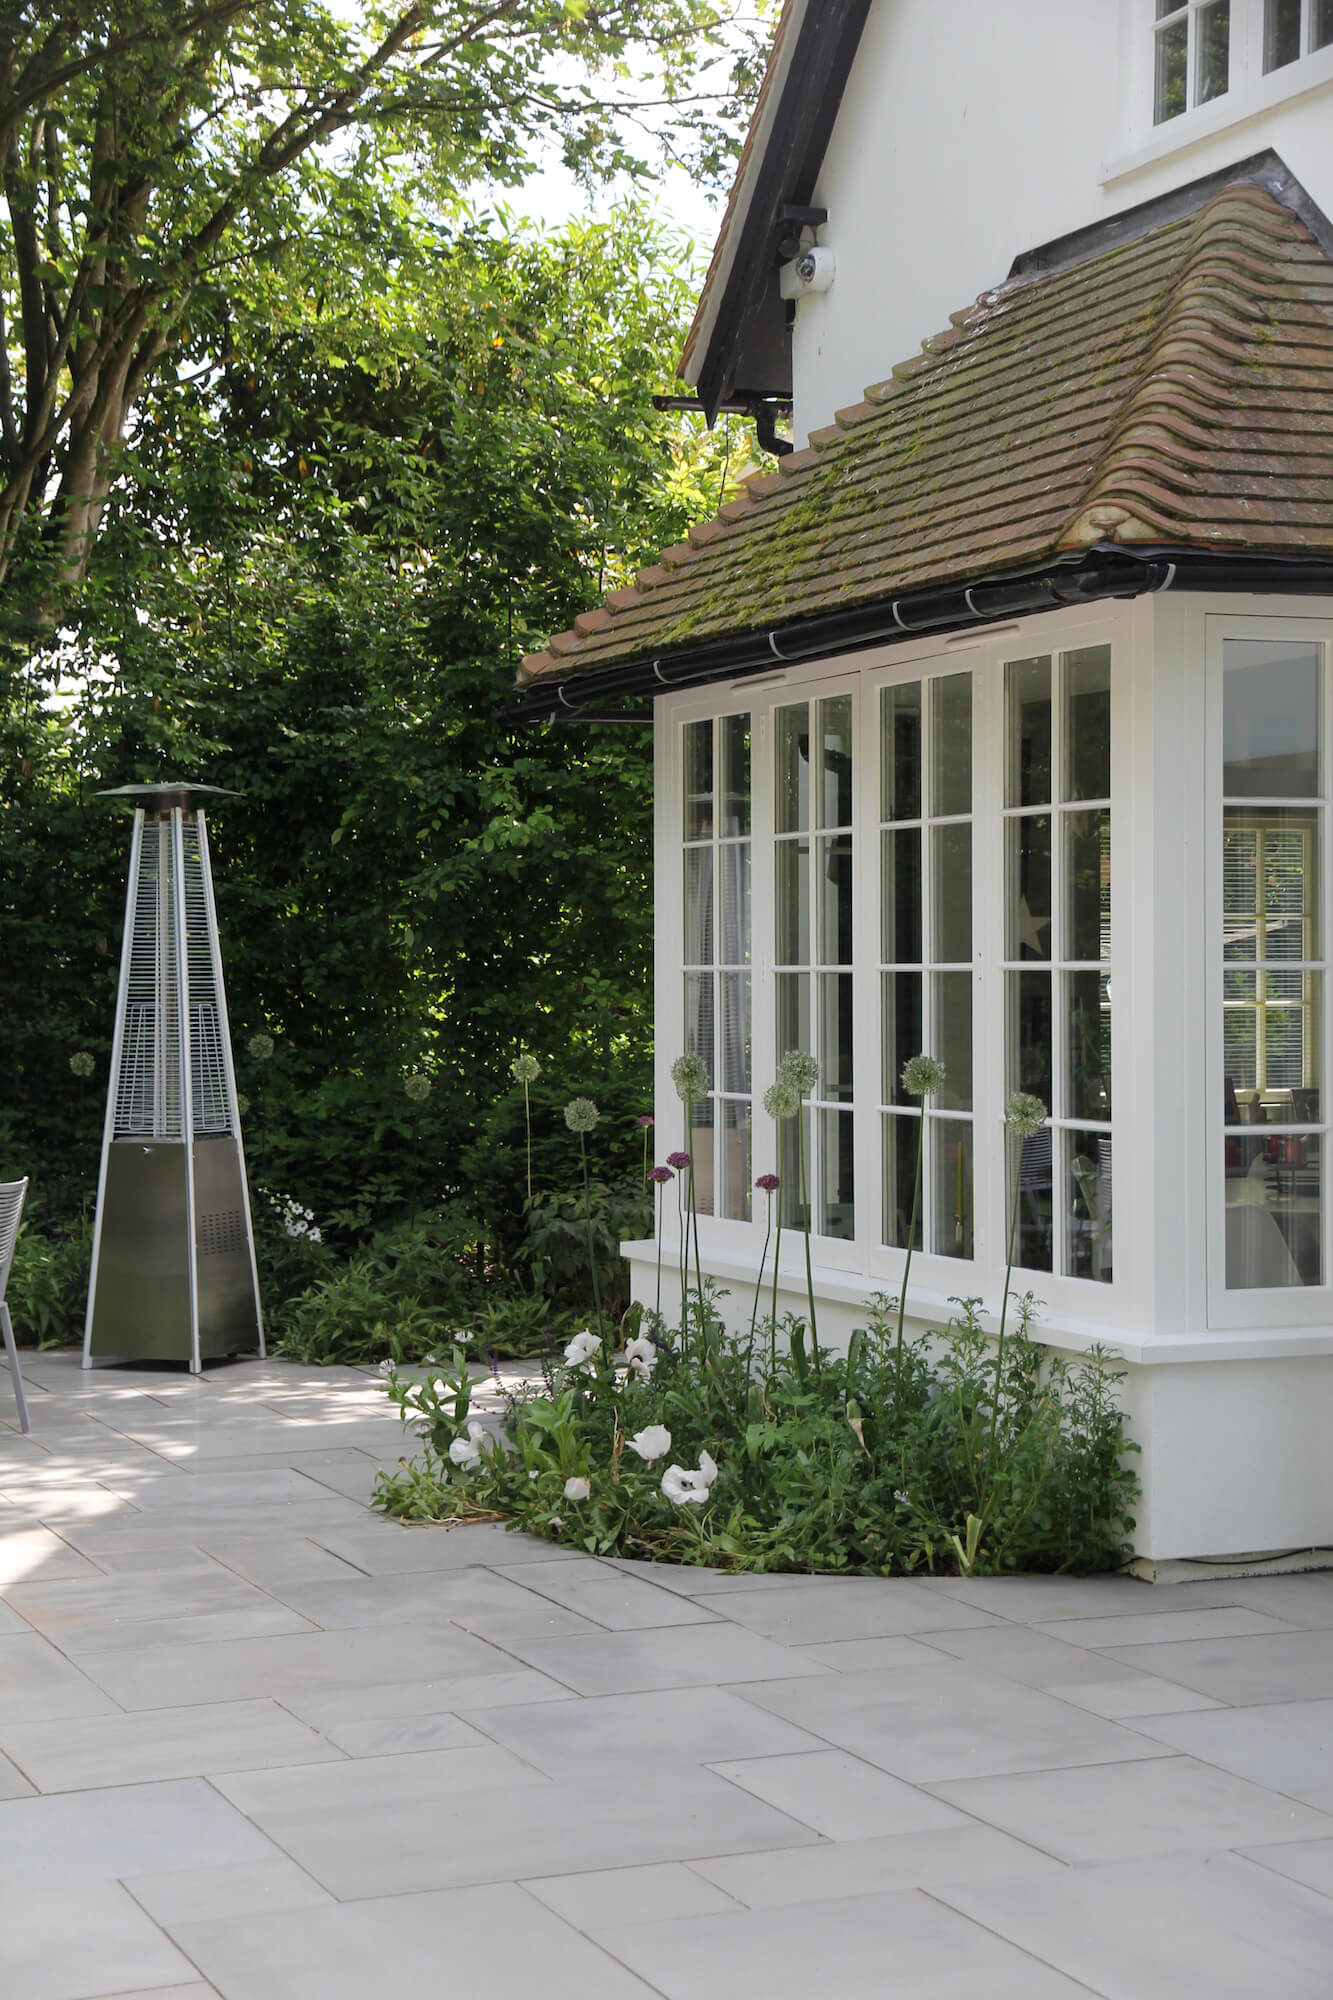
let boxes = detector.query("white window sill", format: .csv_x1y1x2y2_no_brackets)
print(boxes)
1102,50,1333,187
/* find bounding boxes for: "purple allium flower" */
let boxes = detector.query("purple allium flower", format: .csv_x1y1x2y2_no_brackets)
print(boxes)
648,1165,674,1184
636,1114,655,1128
666,1150,691,1169
755,1173,780,1192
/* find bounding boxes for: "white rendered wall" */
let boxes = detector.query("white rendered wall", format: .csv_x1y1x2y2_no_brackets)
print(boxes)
792,0,1333,440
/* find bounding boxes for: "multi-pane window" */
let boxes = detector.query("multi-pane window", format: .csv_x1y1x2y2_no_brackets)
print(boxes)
1263,0,1333,69
1154,0,1230,120
880,673,975,1259
1221,641,1323,1289
682,714,752,1220
1005,648,1113,1283
774,694,854,1238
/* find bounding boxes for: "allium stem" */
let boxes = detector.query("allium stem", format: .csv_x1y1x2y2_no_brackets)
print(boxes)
654,1180,663,1320
894,1111,924,1405
524,1078,533,1206
578,1129,603,1342
770,1120,785,1373
989,1126,1026,1471
749,1189,773,1361
686,1102,705,1344
797,1098,819,1364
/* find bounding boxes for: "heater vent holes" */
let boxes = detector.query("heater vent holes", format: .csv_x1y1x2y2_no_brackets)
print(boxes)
198,1209,245,1257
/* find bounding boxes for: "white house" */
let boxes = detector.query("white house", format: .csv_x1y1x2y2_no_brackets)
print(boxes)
512,0,1333,1573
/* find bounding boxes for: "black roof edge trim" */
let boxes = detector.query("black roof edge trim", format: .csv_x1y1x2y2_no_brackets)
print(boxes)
500,550,1333,725
1008,150,1333,283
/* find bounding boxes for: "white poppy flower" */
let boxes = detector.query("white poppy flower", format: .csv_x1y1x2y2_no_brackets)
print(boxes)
563,1476,591,1501
698,1449,718,1486
624,1335,657,1377
563,1329,601,1370
448,1434,481,1470
628,1425,672,1463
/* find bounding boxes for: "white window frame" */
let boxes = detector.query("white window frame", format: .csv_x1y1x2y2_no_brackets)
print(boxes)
1205,612,1333,1327
1150,0,1234,125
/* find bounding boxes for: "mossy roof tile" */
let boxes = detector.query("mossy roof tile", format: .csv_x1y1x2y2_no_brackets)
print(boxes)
518,182,1333,688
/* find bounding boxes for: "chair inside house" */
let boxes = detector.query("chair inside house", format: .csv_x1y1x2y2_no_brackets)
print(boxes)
0,1179,32,1434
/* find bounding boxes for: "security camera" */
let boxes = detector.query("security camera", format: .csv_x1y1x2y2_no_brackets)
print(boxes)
779,245,836,299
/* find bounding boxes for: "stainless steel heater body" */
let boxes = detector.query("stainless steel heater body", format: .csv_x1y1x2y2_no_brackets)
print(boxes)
83,784,264,1371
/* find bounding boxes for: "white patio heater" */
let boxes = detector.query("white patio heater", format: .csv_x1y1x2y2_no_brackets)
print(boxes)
83,783,264,1371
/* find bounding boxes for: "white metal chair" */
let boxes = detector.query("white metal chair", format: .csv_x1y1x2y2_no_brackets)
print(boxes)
0,1180,32,1433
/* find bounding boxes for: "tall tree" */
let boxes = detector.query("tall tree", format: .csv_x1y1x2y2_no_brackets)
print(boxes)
0,0,766,608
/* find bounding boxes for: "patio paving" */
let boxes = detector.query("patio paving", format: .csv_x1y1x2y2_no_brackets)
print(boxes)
2,1353,1333,1996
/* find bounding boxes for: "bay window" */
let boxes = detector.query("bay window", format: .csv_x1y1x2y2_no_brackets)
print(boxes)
682,713,752,1219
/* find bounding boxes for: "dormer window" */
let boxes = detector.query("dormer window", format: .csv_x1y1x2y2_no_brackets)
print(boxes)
1154,0,1231,121
1263,0,1333,69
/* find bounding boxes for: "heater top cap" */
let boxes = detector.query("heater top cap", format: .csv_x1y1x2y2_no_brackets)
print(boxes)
96,782,240,813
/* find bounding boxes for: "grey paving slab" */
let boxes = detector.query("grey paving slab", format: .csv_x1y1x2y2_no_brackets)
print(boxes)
280,1666,574,1738
2,1560,285,1635
1239,1835,1333,1900
1129,1697,1333,1796
1212,1573,1333,1628
0,1878,197,2000
72,1619,518,1709
501,1620,837,1695
1102,1627,1333,1704
123,1855,334,1927
495,1556,722,1629
200,1535,368,1591
702,1575,1003,1643
307,1517,586,1573
1029,1605,1300,1648
918,1572,1164,1620
298,1709,493,1758
605,1556,802,1596
257,1564,602,1641
689,1823,1066,1908
936,1850,1333,1998
919,1621,1175,1693
0,1523,102,1581
0,1777,281,1884
0,1632,118,1722
0,1697,343,1792
523,1861,739,1929
54,1602,320,1655
172,1883,660,2000
709,1748,968,1839
793,1633,948,1672
468,1686,826,1779
735,1660,1167,1783
931,1752,1333,1861
590,1886,1091,1998
209,1764,818,1900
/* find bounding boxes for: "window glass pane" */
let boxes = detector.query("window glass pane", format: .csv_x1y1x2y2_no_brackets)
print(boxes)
1007,657,1052,806
931,1119,974,1258
883,1112,921,1249
683,720,713,839
881,682,922,821
881,828,921,963
776,705,809,833
1223,809,1318,962
720,973,751,1093
1224,641,1320,796
883,969,923,1106
934,972,973,1112
1011,970,1053,1110
720,713,750,837
777,971,810,1071
1068,970,1112,1122
781,1104,810,1229
1065,645,1111,801
820,971,854,1103
818,694,853,828
1156,0,1183,15
819,1108,855,1239
1264,0,1302,69
931,672,972,817
1014,1123,1053,1271
932,822,971,962
1316,0,1333,48
1197,0,1230,101
683,973,715,1088
1068,1130,1113,1283
1008,814,1052,960
775,839,809,965
819,833,853,965
1067,810,1111,962
683,849,713,965
1226,1138,1321,1287
1155,13,1188,117
720,843,751,965
719,1098,752,1221
692,1097,715,1217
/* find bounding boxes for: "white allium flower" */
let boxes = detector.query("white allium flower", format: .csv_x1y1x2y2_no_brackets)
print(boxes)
235,1093,250,1116
777,1048,819,1094
247,1031,274,1062
1006,1090,1047,1139
563,1329,601,1370
624,1334,657,1377
628,1424,672,1463
68,1050,95,1078
563,1096,600,1134
404,1071,432,1102
763,1077,801,1122
661,1449,718,1507
901,1053,946,1098
511,1053,541,1084
563,1476,591,1501
671,1051,709,1103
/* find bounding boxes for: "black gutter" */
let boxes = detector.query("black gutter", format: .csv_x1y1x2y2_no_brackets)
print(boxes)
498,548,1333,725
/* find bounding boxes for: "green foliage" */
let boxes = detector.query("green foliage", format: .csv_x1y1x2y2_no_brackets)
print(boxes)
5,1207,93,1349
518,1175,652,1320
273,1206,486,1363
376,1288,1139,1576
